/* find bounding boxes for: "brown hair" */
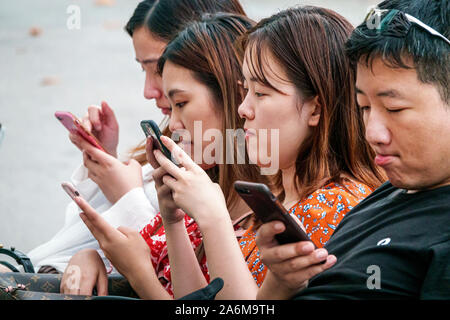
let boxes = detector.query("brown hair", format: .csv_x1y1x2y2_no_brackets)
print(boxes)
156,13,265,210
240,6,386,201
126,0,247,165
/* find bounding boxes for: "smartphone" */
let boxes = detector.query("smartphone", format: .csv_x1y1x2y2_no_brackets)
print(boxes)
140,120,172,161
55,111,105,152
61,182,81,201
234,181,314,246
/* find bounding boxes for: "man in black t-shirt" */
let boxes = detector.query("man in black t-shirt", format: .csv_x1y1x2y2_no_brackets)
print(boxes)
255,0,450,299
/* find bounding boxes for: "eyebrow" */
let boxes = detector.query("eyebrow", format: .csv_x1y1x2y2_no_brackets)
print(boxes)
135,58,159,64
356,87,402,98
167,88,186,99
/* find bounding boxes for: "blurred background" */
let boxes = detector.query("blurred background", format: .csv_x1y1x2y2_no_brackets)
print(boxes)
0,0,379,253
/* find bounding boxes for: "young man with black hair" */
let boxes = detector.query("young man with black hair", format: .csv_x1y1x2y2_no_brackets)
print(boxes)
255,0,450,299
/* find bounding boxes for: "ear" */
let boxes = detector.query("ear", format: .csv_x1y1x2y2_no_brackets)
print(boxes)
307,96,321,127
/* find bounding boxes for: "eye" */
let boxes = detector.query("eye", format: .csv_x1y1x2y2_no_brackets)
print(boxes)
359,105,370,112
386,108,404,113
255,92,266,98
175,102,187,108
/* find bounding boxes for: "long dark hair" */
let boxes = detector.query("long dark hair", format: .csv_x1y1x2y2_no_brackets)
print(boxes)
125,0,247,164
125,0,246,40
240,6,386,201
157,13,264,211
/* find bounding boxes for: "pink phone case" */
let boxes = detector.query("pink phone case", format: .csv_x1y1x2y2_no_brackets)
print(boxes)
55,111,105,151
61,182,81,201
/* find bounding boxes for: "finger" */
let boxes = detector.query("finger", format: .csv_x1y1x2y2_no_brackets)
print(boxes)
154,149,184,180
69,133,83,151
88,105,102,132
162,174,177,190
101,101,118,127
261,241,316,266
83,144,112,166
146,136,160,169
96,271,109,296
81,115,93,133
268,247,329,275
152,166,169,181
83,151,101,177
255,221,286,249
160,136,197,171
152,167,168,188
76,197,114,243
76,134,101,154
157,184,173,198
80,211,103,244
286,254,337,284
79,276,96,296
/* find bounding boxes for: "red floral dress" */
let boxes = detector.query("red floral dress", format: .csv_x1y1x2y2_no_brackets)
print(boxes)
140,213,208,297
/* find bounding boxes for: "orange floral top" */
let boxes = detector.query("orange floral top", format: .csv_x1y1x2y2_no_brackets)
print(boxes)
239,179,373,287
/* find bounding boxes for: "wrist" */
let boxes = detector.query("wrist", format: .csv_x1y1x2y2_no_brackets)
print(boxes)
195,206,230,232
161,212,185,226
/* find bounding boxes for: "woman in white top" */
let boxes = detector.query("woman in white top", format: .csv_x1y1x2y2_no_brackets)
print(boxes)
19,0,247,276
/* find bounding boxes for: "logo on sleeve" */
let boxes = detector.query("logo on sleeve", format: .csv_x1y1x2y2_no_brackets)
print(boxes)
377,238,391,246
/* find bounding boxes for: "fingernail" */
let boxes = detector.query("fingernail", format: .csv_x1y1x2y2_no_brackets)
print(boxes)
273,222,284,231
301,242,315,253
315,249,328,260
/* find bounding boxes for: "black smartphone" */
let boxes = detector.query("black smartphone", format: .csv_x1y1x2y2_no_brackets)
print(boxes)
234,181,314,246
140,120,172,161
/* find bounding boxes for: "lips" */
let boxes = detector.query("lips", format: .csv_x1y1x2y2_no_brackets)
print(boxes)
160,108,171,115
244,128,256,139
374,154,395,166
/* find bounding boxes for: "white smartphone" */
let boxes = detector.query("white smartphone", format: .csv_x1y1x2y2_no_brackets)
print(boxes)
61,182,81,201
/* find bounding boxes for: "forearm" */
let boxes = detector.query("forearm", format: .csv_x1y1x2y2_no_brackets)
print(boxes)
126,262,173,300
257,270,304,300
163,218,208,299
198,212,259,300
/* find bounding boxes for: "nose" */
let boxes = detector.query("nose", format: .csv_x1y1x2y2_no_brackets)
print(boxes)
365,108,392,147
143,72,163,100
238,93,255,120
168,110,184,133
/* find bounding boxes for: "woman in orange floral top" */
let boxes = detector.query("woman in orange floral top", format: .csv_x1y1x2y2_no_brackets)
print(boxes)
154,6,385,299
241,180,373,287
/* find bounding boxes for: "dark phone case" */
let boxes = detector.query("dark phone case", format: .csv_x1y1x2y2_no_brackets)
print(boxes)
140,120,172,161
234,181,313,245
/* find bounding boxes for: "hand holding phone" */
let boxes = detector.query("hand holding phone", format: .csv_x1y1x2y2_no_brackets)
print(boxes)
234,181,313,246
140,120,173,162
55,111,105,152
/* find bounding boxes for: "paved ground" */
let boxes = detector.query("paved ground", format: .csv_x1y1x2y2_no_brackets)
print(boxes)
0,0,379,253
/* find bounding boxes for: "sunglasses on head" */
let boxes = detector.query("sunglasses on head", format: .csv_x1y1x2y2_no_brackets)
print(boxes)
364,7,450,46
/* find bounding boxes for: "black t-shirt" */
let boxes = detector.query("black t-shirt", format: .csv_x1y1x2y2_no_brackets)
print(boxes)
295,182,450,300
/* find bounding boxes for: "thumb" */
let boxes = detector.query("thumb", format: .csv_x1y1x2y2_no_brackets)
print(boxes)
101,101,118,127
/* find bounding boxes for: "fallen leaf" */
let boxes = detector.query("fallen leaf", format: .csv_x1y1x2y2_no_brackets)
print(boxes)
29,27,42,37
95,0,115,7
40,76,61,86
